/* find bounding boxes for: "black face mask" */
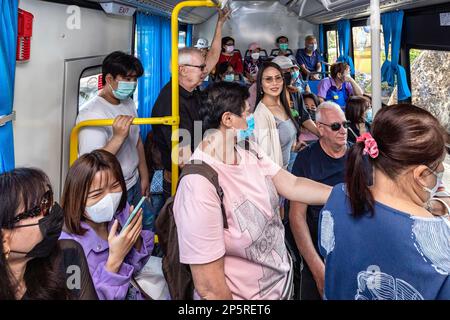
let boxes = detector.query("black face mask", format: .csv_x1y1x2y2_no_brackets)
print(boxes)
10,203,64,258
283,72,292,85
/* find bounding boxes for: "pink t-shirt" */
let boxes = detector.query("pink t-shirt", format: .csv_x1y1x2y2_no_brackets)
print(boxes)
173,144,291,300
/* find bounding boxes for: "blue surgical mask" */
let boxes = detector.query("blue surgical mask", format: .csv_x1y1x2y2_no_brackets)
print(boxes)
224,74,235,82
365,108,373,124
109,81,137,100
237,114,255,142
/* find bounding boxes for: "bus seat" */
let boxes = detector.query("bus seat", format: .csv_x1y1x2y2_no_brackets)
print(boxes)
270,48,294,57
308,80,321,95
244,49,268,59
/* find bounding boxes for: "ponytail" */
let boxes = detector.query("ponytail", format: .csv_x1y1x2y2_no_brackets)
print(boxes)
346,133,378,217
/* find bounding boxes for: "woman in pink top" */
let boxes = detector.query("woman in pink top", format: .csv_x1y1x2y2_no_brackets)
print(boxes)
173,82,332,300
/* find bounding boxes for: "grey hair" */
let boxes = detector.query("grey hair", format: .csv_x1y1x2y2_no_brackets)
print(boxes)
178,47,202,65
316,101,345,123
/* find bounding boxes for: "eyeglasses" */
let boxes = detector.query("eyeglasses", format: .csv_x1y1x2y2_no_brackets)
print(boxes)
12,188,54,224
319,121,350,131
182,64,207,71
263,75,284,84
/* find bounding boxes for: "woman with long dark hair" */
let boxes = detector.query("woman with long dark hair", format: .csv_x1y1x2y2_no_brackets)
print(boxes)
318,104,450,300
345,96,372,143
253,62,300,169
0,168,97,300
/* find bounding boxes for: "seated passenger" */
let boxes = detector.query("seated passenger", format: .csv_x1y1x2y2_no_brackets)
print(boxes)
217,36,244,75
173,81,332,300
194,38,210,58
0,168,97,300
288,101,351,300
60,150,154,300
296,35,323,80
273,36,296,62
216,62,239,83
317,62,364,111
244,42,263,84
299,92,321,144
319,104,450,300
345,96,372,143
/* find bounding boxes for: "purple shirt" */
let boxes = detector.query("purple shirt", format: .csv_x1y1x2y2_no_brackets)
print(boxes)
317,77,354,100
60,202,154,300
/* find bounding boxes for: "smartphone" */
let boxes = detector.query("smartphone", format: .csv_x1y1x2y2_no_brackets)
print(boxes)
121,196,146,234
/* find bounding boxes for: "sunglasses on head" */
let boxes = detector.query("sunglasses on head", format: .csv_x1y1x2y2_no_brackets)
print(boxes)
12,188,54,225
319,121,350,131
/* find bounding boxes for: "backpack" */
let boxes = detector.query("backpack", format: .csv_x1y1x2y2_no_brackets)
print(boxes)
154,160,228,300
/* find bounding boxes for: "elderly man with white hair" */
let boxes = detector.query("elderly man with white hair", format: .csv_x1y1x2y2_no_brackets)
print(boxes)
151,9,229,200
287,101,352,300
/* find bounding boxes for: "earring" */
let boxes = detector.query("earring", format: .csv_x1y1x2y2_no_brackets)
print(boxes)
5,250,10,260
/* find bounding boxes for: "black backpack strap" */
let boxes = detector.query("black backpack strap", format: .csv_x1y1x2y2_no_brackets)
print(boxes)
177,161,228,229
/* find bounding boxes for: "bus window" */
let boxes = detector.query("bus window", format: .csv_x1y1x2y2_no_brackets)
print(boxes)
410,48,450,118
78,66,102,112
326,30,339,64
352,25,396,105
178,31,187,49
409,48,450,190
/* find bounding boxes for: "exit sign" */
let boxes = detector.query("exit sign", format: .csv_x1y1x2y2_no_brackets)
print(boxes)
100,2,136,16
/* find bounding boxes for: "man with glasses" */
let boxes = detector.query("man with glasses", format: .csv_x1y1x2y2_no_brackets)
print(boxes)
287,101,351,300
151,9,229,201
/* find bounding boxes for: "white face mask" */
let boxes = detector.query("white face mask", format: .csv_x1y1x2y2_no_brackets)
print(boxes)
251,52,260,60
225,45,235,53
422,168,444,200
85,192,123,223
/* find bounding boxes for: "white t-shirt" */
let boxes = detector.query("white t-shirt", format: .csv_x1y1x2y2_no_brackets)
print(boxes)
173,144,291,300
77,96,140,190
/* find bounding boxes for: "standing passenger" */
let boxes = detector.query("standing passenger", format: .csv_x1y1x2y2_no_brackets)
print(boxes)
319,104,450,300
253,62,300,169
152,9,229,201
289,101,351,300
76,51,153,230
173,82,332,300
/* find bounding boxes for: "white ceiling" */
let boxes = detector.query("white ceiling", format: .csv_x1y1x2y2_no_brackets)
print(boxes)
87,0,450,24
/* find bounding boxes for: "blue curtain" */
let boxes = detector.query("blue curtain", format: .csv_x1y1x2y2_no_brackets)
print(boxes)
336,19,355,76
136,13,171,140
381,10,411,101
186,24,193,47
0,0,18,173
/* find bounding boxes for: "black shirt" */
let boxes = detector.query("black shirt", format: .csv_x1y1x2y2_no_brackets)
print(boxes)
291,91,311,127
291,141,349,254
151,80,203,172
22,239,98,300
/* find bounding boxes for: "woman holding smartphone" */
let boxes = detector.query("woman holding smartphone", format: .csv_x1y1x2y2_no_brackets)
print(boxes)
60,149,154,300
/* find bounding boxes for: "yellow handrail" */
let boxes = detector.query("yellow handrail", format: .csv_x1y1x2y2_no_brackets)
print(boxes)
170,0,216,195
69,117,178,166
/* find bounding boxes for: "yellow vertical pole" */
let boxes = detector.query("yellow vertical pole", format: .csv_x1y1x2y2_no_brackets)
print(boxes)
170,0,216,196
